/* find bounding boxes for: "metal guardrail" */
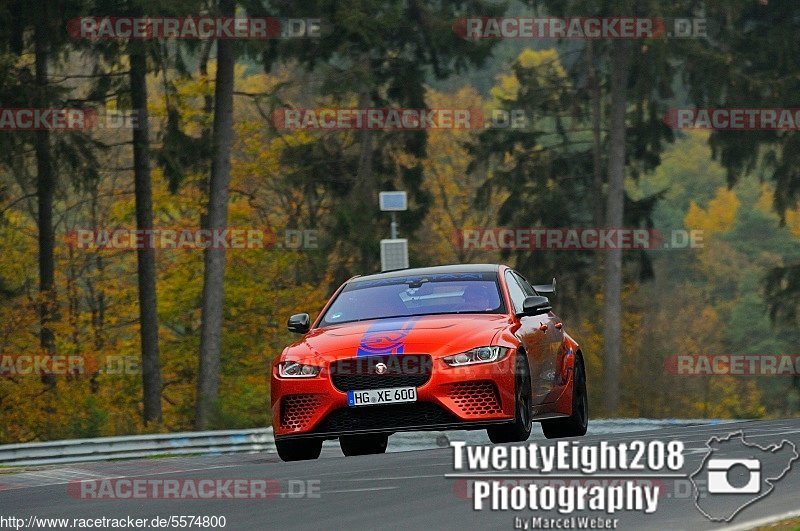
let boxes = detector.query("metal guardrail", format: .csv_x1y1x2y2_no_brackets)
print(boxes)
0,428,276,466
0,419,726,467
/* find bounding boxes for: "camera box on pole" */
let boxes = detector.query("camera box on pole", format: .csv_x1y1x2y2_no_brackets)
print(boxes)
380,239,408,271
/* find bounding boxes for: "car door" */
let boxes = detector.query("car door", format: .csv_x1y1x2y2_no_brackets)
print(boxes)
512,271,563,402
505,270,550,405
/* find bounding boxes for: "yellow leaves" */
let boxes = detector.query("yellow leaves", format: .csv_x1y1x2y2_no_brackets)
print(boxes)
784,210,800,238
490,74,520,102
674,305,721,360
418,86,509,263
752,179,800,238
0,56,335,439
684,187,739,236
148,75,210,140
702,379,767,419
683,187,747,291
699,306,719,325
755,183,774,214
424,86,481,172
517,48,567,79
392,150,419,170
491,49,568,105
235,69,284,95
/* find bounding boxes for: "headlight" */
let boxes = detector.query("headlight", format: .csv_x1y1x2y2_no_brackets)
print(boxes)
278,361,320,378
443,346,509,367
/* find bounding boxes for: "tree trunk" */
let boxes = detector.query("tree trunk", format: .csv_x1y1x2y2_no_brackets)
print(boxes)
196,0,236,429
130,45,163,424
588,40,604,228
198,37,214,154
353,53,375,273
602,39,630,415
34,0,56,368
355,91,374,273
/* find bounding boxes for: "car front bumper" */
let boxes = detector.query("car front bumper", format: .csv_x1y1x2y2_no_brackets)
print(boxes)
271,353,517,439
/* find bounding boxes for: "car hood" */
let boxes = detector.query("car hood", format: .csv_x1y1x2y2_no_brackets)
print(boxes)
284,314,509,361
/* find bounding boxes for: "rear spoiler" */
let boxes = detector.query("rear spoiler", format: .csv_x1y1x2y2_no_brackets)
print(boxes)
533,277,557,295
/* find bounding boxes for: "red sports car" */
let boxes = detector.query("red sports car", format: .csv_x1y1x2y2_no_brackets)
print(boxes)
271,264,588,461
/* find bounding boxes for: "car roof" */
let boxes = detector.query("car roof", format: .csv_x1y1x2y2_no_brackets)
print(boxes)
350,264,504,283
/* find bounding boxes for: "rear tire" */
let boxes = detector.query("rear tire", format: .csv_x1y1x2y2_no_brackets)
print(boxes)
339,433,389,456
541,355,588,439
487,353,532,444
275,437,323,461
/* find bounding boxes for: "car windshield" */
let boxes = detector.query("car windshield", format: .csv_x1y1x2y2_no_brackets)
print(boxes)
318,272,505,326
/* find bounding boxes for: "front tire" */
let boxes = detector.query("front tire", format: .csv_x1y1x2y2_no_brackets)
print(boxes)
275,437,323,461
487,353,532,443
339,433,389,456
541,355,588,439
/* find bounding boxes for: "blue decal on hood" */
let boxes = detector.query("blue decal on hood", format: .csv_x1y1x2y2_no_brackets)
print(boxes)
356,318,419,357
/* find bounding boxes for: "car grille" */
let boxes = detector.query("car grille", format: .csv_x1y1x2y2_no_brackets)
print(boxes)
448,380,503,415
280,394,324,431
330,354,432,391
313,402,457,433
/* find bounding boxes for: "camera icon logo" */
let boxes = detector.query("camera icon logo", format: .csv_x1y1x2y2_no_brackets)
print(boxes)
707,458,761,494
691,431,798,522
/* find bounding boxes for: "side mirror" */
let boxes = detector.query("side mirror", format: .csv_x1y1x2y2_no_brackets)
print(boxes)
287,313,311,334
532,277,557,295
519,296,552,317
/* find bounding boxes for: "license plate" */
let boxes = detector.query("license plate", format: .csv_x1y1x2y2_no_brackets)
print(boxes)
347,387,417,407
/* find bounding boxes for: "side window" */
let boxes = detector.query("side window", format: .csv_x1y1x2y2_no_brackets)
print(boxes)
512,272,536,297
505,271,528,314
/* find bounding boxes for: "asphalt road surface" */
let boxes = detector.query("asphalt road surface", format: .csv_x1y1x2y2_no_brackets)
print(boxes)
1,419,798,530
